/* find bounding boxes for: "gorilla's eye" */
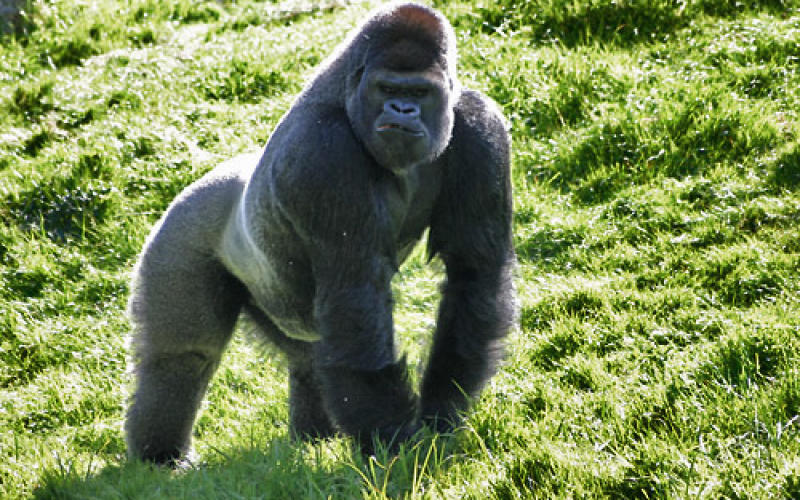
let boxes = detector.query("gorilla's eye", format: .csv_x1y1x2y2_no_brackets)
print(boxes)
378,84,430,98
379,84,401,95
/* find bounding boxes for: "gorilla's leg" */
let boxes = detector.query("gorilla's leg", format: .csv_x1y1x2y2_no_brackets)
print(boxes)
287,361,335,439
242,304,335,439
126,351,220,463
126,256,246,464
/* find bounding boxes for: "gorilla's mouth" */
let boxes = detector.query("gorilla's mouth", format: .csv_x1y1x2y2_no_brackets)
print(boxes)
377,123,425,137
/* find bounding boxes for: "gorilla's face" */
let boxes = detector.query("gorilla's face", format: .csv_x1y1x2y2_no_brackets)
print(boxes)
347,64,454,173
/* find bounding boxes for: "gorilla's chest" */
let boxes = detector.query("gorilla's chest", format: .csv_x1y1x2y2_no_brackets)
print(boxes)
381,162,443,264
227,160,443,343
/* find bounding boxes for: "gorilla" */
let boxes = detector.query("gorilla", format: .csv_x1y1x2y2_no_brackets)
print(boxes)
126,2,514,463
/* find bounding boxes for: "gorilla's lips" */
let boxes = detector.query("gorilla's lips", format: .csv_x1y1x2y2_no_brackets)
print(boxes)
376,122,425,137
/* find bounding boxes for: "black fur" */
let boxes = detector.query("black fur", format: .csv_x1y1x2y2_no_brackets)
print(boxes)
126,2,514,463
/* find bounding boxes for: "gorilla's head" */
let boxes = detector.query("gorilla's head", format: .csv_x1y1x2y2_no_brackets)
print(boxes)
344,3,459,173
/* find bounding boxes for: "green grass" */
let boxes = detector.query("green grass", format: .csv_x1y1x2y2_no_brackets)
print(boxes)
2,0,799,497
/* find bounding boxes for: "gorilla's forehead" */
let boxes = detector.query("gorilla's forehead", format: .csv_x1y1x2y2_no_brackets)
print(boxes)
365,66,447,89
366,38,446,73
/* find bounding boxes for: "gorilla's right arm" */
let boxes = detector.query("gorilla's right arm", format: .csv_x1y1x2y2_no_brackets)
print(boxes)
254,108,419,448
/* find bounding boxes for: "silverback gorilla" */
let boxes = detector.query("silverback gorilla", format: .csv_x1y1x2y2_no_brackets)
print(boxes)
126,2,514,463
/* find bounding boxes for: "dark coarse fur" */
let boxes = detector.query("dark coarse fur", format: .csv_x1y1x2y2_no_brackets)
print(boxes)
125,2,515,463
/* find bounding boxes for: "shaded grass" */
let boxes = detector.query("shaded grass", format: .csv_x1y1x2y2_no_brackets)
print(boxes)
469,0,792,46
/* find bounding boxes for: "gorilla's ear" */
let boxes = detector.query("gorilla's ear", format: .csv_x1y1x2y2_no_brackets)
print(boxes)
348,65,366,90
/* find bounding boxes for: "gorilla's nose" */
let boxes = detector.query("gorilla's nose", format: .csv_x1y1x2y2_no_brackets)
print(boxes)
386,100,420,117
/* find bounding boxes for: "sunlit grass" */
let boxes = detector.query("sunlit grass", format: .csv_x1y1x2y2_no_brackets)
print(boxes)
1,0,799,498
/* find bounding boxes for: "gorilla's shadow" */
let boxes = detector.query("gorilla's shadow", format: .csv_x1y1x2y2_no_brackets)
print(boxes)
33,433,458,499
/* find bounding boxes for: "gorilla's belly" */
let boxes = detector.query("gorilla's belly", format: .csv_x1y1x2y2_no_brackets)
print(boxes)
251,290,319,342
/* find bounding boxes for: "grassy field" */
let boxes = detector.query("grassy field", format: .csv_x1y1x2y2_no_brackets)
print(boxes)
1,0,799,497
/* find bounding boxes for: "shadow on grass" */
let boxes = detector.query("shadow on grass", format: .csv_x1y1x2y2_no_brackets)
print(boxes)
33,432,456,499
467,0,790,47
768,142,800,192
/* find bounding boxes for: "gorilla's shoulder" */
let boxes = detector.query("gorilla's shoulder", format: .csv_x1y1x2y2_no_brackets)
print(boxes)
448,89,510,167
266,104,365,178
265,104,373,213
454,89,509,135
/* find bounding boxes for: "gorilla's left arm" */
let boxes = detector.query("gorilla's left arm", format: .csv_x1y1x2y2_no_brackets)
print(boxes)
421,90,516,430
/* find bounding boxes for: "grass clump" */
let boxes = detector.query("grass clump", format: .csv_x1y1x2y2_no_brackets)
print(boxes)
1,0,799,499
472,0,792,45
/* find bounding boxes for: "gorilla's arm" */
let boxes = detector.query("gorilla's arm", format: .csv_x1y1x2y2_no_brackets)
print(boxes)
421,90,515,430
272,111,417,448
310,246,418,448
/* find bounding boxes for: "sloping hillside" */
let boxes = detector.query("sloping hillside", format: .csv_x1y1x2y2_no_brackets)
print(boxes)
1,0,798,498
